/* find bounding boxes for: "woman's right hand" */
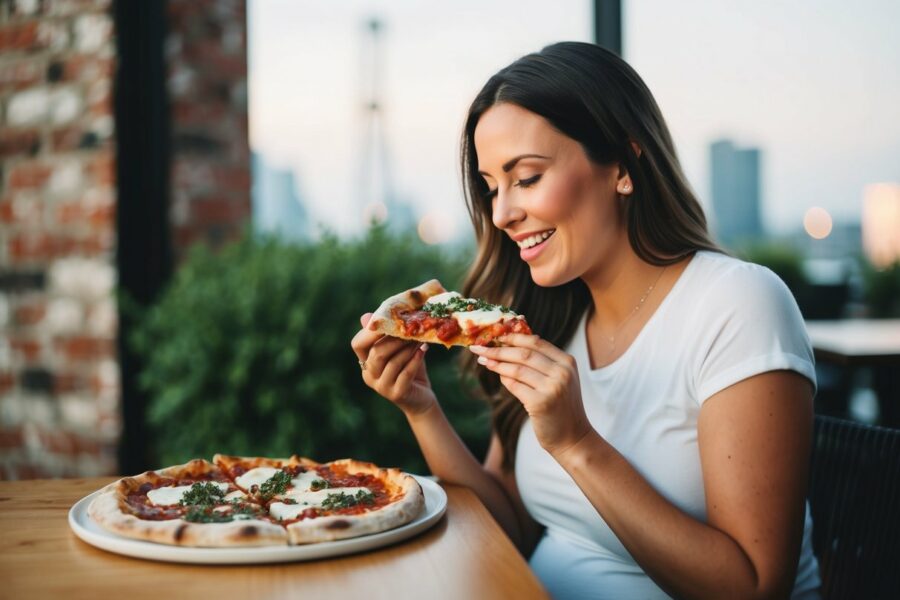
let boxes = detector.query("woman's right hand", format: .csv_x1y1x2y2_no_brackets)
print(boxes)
351,313,437,416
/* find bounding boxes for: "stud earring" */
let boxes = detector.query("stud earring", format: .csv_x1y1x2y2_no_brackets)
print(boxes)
620,183,631,193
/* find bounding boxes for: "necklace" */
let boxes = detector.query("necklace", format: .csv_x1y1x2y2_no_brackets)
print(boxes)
600,265,668,358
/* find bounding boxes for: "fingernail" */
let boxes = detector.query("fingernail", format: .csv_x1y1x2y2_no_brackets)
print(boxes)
477,356,488,365
419,343,428,352
470,345,485,353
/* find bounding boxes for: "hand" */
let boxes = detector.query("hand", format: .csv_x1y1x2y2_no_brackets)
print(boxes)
351,313,437,416
469,334,593,458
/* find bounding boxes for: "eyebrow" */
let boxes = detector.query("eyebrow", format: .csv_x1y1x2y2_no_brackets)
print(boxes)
478,154,549,178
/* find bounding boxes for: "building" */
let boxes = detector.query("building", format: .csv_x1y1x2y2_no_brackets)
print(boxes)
252,153,309,241
710,139,763,248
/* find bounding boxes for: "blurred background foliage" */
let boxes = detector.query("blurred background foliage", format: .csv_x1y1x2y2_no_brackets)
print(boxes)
128,225,488,472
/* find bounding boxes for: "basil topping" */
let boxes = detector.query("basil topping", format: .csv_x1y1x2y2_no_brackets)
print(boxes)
423,295,512,318
257,470,292,501
179,482,226,507
183,506,232,523
320,490,376,510
309,479,330,491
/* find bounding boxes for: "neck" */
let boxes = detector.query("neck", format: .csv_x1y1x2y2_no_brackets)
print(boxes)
581,250,663,325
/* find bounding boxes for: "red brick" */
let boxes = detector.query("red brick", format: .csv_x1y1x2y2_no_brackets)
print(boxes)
0,22,39,52
0,61,43,91
213,165,250,191
14,302,46,327
8,161,52,189
8,233,56,262
10,338,41,362
0,129,41,158
0,194,42,226
190,198,247,223
55,372,85,394
0,428,23,449
85,153,115,185
0,372,15,395
50,126,84,152
56,336,114,362
63,55,114,82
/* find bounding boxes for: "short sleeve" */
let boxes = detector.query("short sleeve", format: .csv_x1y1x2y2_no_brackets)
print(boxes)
692,262,816,405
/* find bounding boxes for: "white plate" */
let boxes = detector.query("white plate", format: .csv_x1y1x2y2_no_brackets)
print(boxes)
68,475,447,564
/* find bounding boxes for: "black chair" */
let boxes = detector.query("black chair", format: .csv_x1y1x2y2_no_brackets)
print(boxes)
808,415,900,599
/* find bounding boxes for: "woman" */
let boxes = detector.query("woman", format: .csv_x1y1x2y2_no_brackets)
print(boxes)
351,42,820,599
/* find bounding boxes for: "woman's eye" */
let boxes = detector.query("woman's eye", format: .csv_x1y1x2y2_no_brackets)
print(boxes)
484,188,498,201
515,174,542,188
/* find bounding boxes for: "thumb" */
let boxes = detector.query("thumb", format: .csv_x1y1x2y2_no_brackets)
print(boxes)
360,312,373,327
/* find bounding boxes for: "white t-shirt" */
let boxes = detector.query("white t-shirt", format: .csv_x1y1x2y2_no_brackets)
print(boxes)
516,251,821,599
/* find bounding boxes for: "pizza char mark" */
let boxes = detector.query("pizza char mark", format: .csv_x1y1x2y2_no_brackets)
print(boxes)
409,290,424,304
326,520,352,530
174,523,188,542
238,525,258,538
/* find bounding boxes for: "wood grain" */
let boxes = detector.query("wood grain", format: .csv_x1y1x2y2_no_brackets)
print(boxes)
0,477,547,600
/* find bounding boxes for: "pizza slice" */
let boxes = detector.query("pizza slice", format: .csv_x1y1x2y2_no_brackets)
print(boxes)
270,458,424,545
87,459,287,546
368,279,532,348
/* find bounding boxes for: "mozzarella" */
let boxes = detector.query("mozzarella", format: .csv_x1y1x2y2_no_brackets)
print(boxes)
290,470,326,492
271,486,374,520
425,291,463,306
147,481,229,506
452,308,514,329
224,489,246,501
235,467,280,490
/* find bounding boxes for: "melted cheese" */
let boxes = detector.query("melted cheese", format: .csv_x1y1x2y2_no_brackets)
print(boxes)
147,481,229,506
270,486,374,520
425,291,462,306
452,308,514,329
290,469,325,492
235,467,280,490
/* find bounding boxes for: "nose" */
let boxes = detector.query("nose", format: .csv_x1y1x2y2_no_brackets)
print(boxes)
491,188,526,230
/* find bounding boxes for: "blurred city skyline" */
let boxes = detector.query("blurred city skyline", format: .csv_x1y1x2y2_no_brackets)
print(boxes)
248,0,900,243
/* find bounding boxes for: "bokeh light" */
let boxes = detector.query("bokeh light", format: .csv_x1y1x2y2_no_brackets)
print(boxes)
803,207,833,240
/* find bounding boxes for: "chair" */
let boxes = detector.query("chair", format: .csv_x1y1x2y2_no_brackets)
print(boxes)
808,415,900,599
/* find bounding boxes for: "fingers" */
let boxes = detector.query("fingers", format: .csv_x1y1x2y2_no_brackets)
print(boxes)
364,337,418,378
360,312,373,328
351,313,387,362
392,344,428,395
469,337,564,378
475,354,543,389
497,333,575,365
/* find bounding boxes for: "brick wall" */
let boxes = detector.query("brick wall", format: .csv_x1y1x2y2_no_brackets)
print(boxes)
0,0,118,478
167,0,250,258
0,0,251,479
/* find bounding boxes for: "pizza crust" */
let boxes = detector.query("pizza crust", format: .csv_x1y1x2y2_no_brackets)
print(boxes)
368,278,447,339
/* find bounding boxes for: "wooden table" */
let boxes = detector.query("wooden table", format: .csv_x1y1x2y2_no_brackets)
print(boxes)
0,478,547,600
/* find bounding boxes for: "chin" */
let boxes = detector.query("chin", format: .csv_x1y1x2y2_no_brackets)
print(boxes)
528,265,568,288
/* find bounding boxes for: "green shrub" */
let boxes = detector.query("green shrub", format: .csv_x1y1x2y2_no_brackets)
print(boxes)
129,226,489,472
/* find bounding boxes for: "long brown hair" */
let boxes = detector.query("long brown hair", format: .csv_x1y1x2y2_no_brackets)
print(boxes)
459,42,719,471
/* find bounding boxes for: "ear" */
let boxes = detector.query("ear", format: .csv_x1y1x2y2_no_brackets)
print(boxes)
615,141,642,195
630,141,642,157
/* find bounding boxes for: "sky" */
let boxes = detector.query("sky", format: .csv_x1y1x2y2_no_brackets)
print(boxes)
248,0,900,240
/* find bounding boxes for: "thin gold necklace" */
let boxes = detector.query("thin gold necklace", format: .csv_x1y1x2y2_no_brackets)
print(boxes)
601,265,668,358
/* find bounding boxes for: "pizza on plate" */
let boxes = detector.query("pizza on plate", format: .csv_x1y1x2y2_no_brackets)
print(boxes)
87,455,425,547
368,279,532,348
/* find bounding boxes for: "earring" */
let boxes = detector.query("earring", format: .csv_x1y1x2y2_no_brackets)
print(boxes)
620,183,631,193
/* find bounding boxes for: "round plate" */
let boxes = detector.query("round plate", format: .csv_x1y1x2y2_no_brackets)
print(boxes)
68,475,447,564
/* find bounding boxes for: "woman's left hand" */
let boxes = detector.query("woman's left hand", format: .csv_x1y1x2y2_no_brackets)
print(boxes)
470,334,594,458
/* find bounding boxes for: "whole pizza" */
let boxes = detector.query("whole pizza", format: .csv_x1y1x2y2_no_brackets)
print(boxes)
88,455,425,547
368,279,532,347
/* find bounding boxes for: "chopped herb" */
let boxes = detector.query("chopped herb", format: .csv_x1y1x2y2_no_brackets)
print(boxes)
309,479,330,491
282,498,298,505
423,295,512,318
257,470,292,501
320,490,376,510
183,506,233,523
179,482,226,507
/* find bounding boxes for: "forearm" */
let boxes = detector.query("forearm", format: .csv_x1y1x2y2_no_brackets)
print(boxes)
557,432,787,600
405,402,525,547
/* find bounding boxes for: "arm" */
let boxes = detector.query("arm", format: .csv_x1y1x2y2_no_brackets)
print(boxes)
473,336,813,599
351,314,541,552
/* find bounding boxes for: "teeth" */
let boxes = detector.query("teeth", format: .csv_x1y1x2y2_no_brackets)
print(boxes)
517,230,555,249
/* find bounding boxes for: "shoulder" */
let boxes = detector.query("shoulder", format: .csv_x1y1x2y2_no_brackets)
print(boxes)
688,251,800,318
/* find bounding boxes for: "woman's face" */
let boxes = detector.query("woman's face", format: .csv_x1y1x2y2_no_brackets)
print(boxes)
474,102,630,287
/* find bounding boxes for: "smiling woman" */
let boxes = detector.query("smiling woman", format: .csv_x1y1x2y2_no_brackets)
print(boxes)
353,41,822,599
